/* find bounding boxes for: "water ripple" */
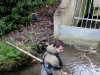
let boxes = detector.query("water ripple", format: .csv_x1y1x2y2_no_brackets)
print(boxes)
69,64,100,75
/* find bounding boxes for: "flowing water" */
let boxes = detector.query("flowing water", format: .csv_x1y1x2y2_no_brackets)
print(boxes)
61,45,100,75
0,44,100,75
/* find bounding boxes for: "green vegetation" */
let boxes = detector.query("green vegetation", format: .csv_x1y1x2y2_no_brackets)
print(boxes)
45,0,58,5
0,39,34,71
0,0,33,36
0,0,58,71
0,39,20,70
0,0,58,36
0,40,20,61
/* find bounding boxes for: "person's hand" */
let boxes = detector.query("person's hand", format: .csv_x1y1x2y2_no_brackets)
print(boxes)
61,69,68,75
31,59,37,64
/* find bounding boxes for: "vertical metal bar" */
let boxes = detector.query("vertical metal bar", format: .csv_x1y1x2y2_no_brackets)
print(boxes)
95,4,100,29
90,3,96,28
99,5,100,29
81,0,88,27
72,0,80,26
85,0,93,28
76,0,84,27
98,7,100,29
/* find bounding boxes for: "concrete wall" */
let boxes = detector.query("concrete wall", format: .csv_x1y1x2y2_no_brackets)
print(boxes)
58,25,100,47
54,0,76,39
54,0,88,38
54,0,100,47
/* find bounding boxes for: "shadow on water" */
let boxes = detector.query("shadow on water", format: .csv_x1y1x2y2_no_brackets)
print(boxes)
0,44,100,75
0,63,41,75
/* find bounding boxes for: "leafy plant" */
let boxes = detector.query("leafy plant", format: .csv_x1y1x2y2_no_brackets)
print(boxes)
0,40,21,61
0,0,59,36
45,0,58,5
0,0,33,36
0,39,33,71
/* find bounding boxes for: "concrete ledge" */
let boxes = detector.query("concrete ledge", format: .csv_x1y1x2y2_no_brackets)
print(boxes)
58,25,100,47
54,0,70,16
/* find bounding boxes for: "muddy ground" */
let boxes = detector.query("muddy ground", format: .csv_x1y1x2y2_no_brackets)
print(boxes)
0,1,61,72
0,1,61,46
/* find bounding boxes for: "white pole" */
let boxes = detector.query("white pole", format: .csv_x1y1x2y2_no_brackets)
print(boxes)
6,41,42,62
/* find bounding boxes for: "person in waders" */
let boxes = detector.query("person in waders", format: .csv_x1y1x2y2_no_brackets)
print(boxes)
41,40,67,75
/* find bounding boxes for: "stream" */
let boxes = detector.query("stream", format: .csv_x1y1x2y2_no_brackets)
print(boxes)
0,44,100,75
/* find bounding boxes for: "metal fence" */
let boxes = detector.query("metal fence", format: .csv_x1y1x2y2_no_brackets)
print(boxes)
72,0,100,29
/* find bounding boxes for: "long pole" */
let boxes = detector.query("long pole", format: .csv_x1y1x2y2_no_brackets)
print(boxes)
6,41,42,62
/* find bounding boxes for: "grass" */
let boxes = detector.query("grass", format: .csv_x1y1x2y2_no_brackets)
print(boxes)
0,39,33,71
0,39,21,61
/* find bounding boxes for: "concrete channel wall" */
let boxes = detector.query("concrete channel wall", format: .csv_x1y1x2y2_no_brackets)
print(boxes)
54,0,76,39
54,0,88,38
54,0,100,47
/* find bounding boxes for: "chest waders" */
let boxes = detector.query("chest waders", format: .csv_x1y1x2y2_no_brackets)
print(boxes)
42,51,63,75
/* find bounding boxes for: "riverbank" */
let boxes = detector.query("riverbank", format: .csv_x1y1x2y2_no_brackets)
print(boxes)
1,44,100,75
0,0,61,72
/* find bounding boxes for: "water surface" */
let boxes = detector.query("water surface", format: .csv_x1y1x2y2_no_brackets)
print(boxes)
0,44,100,75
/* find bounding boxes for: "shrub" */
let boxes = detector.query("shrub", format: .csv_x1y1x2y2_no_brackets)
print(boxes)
0,39,21,71
45,0,58,5
0,0,42,36
0,0,58,36
0,39,31,71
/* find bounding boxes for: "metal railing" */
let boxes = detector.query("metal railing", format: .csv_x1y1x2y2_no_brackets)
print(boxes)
72,0,100,29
